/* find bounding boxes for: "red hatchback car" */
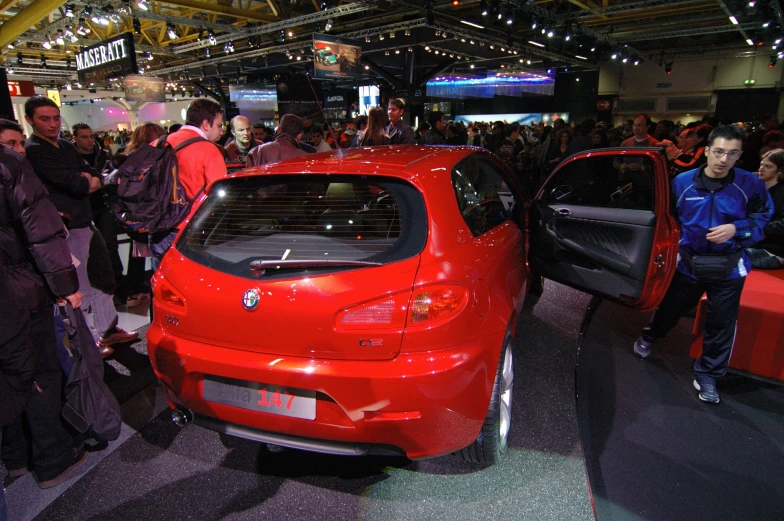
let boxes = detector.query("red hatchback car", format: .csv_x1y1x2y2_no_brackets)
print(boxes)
147,145,678,464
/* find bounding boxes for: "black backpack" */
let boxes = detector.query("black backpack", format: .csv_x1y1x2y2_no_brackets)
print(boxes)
110,135,205,236
60,304,122,444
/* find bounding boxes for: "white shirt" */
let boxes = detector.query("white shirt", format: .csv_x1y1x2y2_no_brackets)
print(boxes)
315,140,332,153
181,125,208,140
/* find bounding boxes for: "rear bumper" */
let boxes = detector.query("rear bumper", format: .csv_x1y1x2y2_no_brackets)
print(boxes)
147,323,504,459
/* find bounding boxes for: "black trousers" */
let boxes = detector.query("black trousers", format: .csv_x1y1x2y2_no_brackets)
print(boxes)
1,306,75,481
643,270,745,385
93,206,124,295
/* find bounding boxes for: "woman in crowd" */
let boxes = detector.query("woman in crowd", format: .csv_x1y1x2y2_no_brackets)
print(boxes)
746,148,784,268
358,106,391,147
547,128,572,170
103,123,167,306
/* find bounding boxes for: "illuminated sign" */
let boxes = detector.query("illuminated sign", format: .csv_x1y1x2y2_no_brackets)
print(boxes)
7,80,35,97
77,33,137,84
46,89,61,107
313,33,363,80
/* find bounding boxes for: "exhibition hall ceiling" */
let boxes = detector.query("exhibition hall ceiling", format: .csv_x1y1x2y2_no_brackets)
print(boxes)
1,0,782,87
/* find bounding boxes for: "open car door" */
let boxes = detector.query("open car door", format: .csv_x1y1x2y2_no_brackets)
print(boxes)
529,148,679,312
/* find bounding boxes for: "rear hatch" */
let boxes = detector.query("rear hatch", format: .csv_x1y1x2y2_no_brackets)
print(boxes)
164,173,427,361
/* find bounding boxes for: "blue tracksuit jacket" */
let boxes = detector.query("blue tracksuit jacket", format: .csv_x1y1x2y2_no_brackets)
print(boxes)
672,166,774,280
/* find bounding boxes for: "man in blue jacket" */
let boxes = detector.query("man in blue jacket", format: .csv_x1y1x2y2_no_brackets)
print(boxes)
633,125,774,404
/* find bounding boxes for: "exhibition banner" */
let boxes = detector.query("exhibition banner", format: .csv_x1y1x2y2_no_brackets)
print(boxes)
313,33,362,80
123,75,165,102
77,33,137,84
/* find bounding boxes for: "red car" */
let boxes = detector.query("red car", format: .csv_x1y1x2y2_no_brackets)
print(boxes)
147,145,679,464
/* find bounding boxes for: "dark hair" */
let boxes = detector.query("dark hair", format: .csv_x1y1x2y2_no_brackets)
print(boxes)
125,122,166,155
72,122,92,135
761,149,784,182
252,123,265,130
185,99,222,127
168,123,182,133
279,114,303,138
24,96,59,118
417,122,431,133
634,114,652,127
0,118,24,134
355,116,368,130
762,130,784,146
388,98,406,110
503,123,519,138
706,125,746,147
428,111,444,127
311,124,324,136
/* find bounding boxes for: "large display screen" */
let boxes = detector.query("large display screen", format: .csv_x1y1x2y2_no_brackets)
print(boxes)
229,84,277,110
313,33,362,80
124,75,165,102
358,85,379,115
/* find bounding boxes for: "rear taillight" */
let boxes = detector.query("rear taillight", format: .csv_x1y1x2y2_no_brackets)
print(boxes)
336,292,410,330
408,285,467,324
152,274,187,311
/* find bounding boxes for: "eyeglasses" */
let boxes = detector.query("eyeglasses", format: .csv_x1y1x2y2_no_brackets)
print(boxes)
709,148,741,160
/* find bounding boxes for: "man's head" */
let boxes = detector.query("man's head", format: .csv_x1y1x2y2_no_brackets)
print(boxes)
312,124,325,146
553,118,565,132
504,123,520,140
24,96,61,142
185,99,224,142
355,116,368,131
417,122,430,136
0,119,26,156
428,111,445,131
230,115,252,148
632,114,652,140
762,113,779,130
252,123,266,142
705,125,746,178
676,128,699,151
387,98,406,126
279,114,304,139
72,122,95,154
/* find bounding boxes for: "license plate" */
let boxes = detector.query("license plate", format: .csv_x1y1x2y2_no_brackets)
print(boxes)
202,376,316,420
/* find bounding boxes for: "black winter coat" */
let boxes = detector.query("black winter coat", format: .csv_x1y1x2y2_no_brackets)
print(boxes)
0,146,79,312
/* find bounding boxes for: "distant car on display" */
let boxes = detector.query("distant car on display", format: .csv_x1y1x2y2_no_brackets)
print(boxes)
315,48,338,65
147,146,679,464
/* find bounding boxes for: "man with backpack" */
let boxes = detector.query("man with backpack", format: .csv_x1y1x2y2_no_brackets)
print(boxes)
148,99,228,268
23,97,136,357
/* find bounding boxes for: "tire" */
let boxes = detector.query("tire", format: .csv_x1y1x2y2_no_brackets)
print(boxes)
458,335,514,465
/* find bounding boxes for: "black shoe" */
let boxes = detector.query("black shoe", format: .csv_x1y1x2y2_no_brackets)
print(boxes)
693,380,720,404
37,449,88,489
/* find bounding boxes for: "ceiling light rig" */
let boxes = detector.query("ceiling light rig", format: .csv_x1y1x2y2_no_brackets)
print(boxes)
137,0,150,10
167,23,179,40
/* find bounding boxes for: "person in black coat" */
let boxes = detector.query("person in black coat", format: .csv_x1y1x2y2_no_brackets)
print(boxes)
0,145,89,488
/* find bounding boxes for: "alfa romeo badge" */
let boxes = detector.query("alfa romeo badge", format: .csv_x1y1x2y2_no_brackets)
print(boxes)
242,288,260,310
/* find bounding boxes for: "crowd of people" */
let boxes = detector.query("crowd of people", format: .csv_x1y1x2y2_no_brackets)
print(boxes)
0,93,783,503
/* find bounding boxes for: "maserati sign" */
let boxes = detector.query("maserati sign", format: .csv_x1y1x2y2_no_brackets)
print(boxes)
76,33,137,83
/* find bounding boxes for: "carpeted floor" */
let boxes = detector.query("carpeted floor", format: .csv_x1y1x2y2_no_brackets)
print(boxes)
576,298,784,521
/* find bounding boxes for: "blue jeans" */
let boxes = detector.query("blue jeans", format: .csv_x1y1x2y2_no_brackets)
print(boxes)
149,229,179,272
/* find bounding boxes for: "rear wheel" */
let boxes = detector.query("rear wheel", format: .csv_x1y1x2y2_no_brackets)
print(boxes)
459,336,514,465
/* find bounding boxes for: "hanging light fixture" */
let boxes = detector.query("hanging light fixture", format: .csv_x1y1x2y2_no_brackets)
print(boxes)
167,22,178,40
137,0,150,10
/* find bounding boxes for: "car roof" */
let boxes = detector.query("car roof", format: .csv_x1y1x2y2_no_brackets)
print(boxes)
236,145,481,179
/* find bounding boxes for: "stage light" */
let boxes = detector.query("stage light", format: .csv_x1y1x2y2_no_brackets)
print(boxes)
65,4,75,17
208,30,216,45
665,62,672,74
137,0,149,10
324,18,333,31
167,23,178,40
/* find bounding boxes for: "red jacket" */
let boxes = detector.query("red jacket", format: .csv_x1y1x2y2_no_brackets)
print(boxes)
165,129,228,199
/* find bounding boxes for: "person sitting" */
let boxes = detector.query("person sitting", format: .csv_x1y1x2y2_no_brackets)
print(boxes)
746,149,784,268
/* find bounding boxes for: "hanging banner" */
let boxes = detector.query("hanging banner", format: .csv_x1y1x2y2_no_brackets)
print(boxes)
7,80,36,97
313,33,362,80
77,32,137,84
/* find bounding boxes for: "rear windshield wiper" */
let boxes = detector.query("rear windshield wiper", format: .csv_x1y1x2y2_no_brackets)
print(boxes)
249,259,381,276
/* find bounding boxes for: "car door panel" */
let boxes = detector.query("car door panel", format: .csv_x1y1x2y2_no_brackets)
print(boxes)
530,149,678,311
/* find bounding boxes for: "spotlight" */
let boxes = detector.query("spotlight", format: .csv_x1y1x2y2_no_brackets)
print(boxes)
365,36,370,42
665,62,672,74
770,55,777,68
56,30,65,45
324,18,333,31
146,51,153,61
133,17,141,34
42,38,52,50
208,29,216,45
16,52,22,65
40,54,47,68
320,1,328,10
137,0,149,10
205,47,210,57
287,30,293,37
65,4,75,17
81,6,92,16
531,18,537,29
390,31,395,38
480,0,488,16
405,29,411,36
452,0,459,6
77,19,91,36
167,23,178,40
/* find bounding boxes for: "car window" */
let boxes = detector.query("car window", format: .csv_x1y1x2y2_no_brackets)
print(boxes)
451,156,519,236
541,153,655,211
177,175,427,280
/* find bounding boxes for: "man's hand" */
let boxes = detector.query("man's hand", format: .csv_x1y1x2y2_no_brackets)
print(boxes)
64,291,83,309
665,145,680,160
706,224,736,243
87,175,102,193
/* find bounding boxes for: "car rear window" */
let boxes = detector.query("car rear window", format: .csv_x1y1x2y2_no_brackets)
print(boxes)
176,174,427,280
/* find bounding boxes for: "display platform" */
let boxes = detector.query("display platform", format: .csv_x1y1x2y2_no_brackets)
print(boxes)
577,298,784,521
